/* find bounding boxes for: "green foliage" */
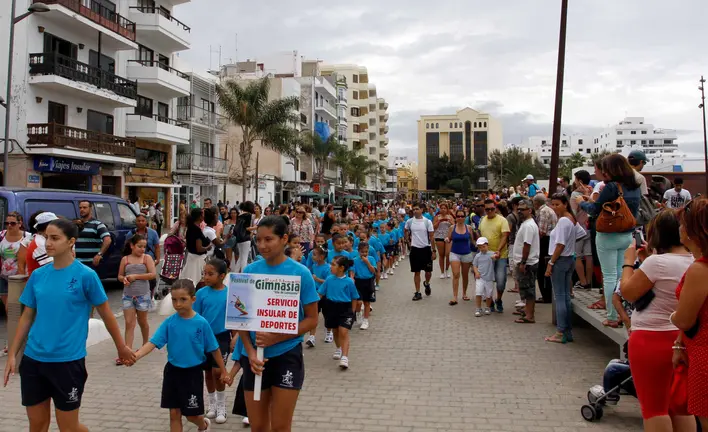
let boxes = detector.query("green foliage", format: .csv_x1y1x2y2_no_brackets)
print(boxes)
347,155,380,194
217,78,301,201
489,148,549,188
446,178,463,192
559,152,588,179
461,176,471,198
299,131,341,185
590,149,615,167
426,154,483,191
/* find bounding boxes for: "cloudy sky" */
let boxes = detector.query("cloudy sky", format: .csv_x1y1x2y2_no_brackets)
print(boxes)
178,0,707,162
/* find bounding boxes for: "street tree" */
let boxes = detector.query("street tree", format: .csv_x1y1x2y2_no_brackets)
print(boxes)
489,148,549,188
217,78,301,201
559,152,588,178
347,155,380,195
299,131,341,188
590,149,614,167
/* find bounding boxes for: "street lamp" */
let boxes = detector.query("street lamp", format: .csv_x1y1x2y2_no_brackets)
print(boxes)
548,0,569,195
699,76,707,193
3,2,50,185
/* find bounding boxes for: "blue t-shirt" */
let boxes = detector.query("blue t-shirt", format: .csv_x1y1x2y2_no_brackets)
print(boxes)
317,275,359,303
369,236,385,255
231,335,244,361
310,262,331,288
352,255,377,279
327,248,350,263
253,255,264,262
127,228,160,260
528,183,540,197
20,260,108,362
423,212,433,221
240,257,319,358
326,238,333,250
150,313,219,368
194,285,228,335
378,232,393,247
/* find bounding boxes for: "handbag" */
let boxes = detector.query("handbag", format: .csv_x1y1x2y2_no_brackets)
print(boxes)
234,218,250,243
669,365,689,416
596,184,636,233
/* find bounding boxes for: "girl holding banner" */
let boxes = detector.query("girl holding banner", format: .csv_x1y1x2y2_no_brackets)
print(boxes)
237,216,319,432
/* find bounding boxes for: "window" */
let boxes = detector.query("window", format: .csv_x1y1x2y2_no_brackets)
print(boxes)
641,130,647,134
426,123,429,129
351,107,359,116
664,139,673,144
474,122,477,128
158,54,169,70
616,140,622,145
484,122,487,127
352,75,359,83
435,123,439,128
586,149,591,154
352,92,358,100
449,122,452,128
89,50,115,73
135,95,153,117
87,110,114,134
135,147,167,170
157,102,169,122
617,131,623,135
353,124,359,133
93,202,115,230
118,203,137,229
201,98,215,113
24,200,77,220
48,101,67,125
641,140,646,145
578,139,583,144
562,140,567,145
649,140,654,144
630,131,636,135
543,159,549,164
541,140,547,145
138,44,154,63
578,148,583,152
630,140,636,145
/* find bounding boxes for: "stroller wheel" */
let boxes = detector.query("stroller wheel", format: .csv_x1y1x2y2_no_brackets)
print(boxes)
581,405,597,422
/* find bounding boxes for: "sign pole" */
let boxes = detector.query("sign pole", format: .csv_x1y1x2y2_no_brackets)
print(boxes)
253,346,264,401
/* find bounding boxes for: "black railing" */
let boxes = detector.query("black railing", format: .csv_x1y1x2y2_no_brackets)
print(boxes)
27,123,136,157
29,52,137,100
176,105,228,130
127,60,189,79
127,113,189,128
129,6,190,32
176,153,227,173
39,0,136,41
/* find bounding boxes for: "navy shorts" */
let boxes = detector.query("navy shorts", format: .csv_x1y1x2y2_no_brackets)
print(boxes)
323,301,355,329
240,344,304,391
20,355,87,411
161,362,204,416
202,331,231,370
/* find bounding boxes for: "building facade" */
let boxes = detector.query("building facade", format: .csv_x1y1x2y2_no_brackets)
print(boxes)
417,107,503,191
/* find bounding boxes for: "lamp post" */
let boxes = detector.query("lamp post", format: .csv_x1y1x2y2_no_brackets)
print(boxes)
3,2,50,185
699,76,708,193
548,0,569,195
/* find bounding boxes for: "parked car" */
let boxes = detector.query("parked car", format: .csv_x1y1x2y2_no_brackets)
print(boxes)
0,188,139,280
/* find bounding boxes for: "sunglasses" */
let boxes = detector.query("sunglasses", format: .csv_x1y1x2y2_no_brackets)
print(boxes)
456,214,465,218
485,207,496,212
4,221,18,226
519,207,531,211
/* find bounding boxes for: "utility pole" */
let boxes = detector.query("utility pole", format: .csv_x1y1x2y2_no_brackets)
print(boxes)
699,76,707,193
254,152,259,205
548,0,569,195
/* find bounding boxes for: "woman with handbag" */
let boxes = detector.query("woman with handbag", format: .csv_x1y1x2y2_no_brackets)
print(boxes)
621,210,695,431
671,197,708,430
223,207,239,270
180,208,210,283
578,154,641,327
233,202,255,272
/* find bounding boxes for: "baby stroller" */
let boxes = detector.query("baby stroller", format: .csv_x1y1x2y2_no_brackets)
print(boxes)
581,342,636,421
159,234,186,297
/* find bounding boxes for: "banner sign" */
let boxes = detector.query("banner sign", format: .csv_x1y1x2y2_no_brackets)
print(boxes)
33,156,100,175
224,273,301,334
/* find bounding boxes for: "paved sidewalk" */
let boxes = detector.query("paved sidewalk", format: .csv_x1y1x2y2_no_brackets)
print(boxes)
0,260,643,431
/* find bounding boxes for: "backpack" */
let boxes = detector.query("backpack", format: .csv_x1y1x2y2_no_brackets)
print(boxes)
636,194,657,227
596,184,637,233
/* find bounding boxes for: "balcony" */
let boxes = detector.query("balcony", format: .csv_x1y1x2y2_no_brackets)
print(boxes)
126,60,190,99
129,6,190,53
380,125,389,134
126,114,190,145
177,105,228,133
175,153,227,176
37,0,137,50
26,123,136,163
337,94,348,106
315,100,336,121
29,52,137,108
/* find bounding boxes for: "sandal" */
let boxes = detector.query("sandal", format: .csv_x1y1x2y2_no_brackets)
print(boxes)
462,296,471,301
115,357,123,366
588,300,606,310
602,320,620,328
515,317,535,324
507,288,519,293
449,300,458,306
512,310,525,316
544,333,567,344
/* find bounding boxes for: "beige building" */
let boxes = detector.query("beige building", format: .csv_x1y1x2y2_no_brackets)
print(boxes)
417,107,502,191
320,64,389,194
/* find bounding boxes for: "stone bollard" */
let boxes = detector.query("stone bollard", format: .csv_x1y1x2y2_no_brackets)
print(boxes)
7,274,28,365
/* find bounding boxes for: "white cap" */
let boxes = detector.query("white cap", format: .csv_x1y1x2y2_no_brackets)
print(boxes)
524,174,534,181
476,237,489,246
34,212,58,229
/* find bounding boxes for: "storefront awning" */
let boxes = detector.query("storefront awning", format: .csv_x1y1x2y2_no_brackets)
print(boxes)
125,182,181,189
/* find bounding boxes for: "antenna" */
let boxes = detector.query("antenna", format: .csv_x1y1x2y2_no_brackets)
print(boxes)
235,33,238,64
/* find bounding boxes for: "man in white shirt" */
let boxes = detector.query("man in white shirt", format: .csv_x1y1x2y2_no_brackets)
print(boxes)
627,150,649,196
513,199,540,322
404,203,436,301
663,177,691,209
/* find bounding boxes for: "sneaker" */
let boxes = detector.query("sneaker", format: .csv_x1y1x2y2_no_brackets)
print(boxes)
324,330,333,343
306,335,316,348
475,309,482,317
242,417,249,426
199,418,211,432
484,308,491,315
515,300,526,307
439,274,446,279
573,281,585,290
446,271,451,278
489,302,496,313
375,284,380,291
339,356,349,369
389,268,394,275
412,292,423,301
382,273,388,280
424,281,431,296
496,299,504,313
360,319,369,330
215,403,227,424
333,348,342,360
206,399,216,419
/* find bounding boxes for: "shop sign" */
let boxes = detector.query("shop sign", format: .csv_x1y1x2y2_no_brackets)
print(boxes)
27,174,40,184
258,180,267,190
33,156,100,175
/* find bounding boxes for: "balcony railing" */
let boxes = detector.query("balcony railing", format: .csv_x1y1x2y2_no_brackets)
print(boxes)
128,6,191,32
38,0,136,41
29,52,138,100
127,59,189,79
177,105,228,130
27,123,136,157
128,113,189,128
176,153,227,174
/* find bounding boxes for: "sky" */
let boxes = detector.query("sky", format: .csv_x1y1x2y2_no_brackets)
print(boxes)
177,0,708,162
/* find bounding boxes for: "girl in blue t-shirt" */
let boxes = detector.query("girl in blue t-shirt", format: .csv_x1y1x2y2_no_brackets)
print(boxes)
237,216,319,432
6,218,134,432
318,256,359,369
352,243,378,330
359,230,382,290
306,246,332,347
134,278,228,432
194,258,234,424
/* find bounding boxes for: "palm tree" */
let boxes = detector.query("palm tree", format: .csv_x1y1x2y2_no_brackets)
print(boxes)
590,149,614,167
217,78,301,201
299,131,340,187
331,146,355,188
489,148,548,187
347,155,380,195
559,152,589,178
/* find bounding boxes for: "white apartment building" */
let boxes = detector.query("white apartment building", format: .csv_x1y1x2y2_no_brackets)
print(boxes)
0,0,195,224
522,117,680,168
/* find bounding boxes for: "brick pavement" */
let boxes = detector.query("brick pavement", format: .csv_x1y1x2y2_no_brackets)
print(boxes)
0,260,644,431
